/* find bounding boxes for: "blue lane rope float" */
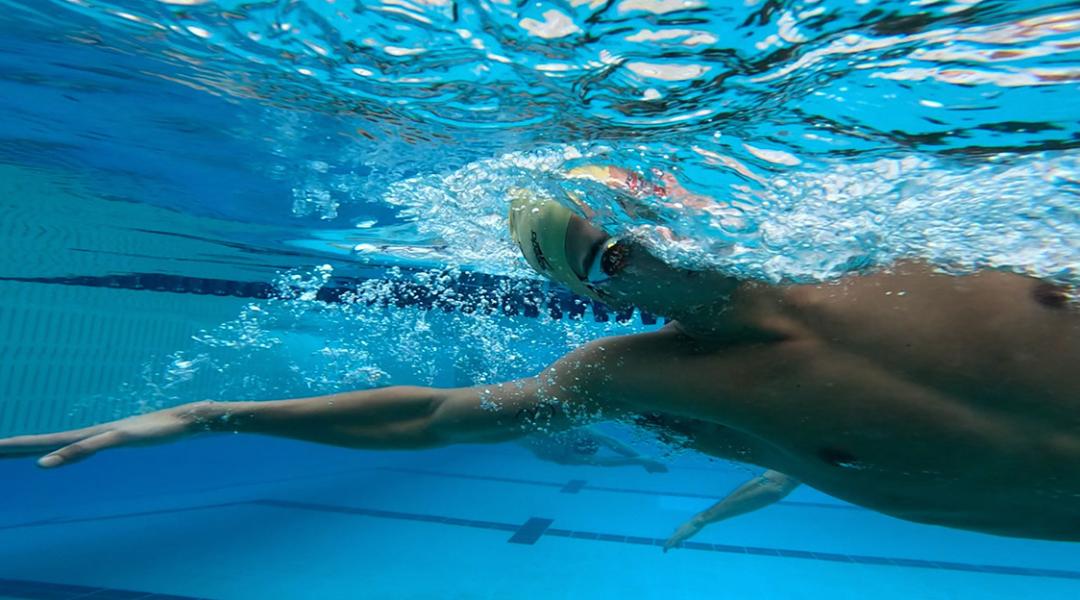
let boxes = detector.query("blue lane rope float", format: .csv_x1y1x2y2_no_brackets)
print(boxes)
0,271,660,325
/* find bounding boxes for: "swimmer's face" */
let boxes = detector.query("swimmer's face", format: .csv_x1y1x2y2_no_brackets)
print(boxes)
560,214,664,308
564,214,611,280
561,214,739,314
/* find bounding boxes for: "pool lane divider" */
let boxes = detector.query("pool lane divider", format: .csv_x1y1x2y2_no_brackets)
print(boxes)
0,271,660,324
3,499,1079,581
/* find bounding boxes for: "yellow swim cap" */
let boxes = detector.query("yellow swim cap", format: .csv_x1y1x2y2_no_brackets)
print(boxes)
508,189,601,301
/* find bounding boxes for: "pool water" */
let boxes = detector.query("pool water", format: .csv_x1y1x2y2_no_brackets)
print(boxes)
0,0,1078,598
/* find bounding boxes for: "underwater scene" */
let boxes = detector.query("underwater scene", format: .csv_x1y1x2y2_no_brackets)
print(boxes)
0,0,1077,598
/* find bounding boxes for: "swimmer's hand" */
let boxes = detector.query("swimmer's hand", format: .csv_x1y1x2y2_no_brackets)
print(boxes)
663,517,705,553
0,402,211,468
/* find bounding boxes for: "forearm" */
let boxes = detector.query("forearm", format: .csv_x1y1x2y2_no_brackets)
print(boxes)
593,433,642,457
693,471,799,525
189,386,460,450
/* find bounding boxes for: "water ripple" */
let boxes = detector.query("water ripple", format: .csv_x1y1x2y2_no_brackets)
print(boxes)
1,0,1078,281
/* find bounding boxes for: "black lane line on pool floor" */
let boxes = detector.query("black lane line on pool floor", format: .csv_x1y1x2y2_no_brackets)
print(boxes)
0,577,209,600
508,518,555,544
560,479,587,494
250,500,1080,581
5,499,1076,581
376,466,860,511
0,502,246,532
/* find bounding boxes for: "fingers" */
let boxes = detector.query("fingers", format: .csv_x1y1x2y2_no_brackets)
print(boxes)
663,538,679,553
0,426,104,456
38,430,124,468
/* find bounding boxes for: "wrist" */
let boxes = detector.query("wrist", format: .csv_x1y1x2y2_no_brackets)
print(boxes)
177,401,253,433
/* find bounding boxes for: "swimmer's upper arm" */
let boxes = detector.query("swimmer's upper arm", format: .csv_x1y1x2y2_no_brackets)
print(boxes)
430,340,616,444
429,379,541,444
556,328,815,430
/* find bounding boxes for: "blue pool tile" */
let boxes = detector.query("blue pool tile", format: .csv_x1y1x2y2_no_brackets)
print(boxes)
35,494,1079,583
507,517,554,545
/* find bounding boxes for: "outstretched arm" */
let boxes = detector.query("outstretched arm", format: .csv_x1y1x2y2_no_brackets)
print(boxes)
663,470,799,552
0,344,610,469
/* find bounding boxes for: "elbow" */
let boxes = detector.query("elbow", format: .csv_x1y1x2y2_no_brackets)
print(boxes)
762,480,799,499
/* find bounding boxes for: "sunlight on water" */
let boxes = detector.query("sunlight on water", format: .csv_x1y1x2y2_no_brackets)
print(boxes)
5,0,1075,281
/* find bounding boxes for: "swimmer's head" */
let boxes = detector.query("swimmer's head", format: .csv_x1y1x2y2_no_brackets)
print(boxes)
508,188,737,317
508,189,607,301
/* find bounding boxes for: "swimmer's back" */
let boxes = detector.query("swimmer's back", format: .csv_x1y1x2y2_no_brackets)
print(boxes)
582,262,1080,539
778,262,1080,421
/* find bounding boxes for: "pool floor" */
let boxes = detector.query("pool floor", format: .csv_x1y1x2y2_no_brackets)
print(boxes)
1,437,1077,599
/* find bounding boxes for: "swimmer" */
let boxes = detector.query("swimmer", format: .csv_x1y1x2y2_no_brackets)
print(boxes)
519,427,668,473
2,183,1079,542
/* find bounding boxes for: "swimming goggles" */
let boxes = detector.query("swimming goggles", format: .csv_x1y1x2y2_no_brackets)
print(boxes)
583,236,633,285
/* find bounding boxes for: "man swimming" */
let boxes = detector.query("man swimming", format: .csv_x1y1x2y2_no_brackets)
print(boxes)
1,184,1078,542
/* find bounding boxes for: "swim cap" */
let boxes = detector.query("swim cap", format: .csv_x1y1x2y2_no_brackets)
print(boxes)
508,189,601,301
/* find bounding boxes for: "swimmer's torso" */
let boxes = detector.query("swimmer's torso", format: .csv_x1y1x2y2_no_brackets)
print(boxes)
588,263,1080,540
